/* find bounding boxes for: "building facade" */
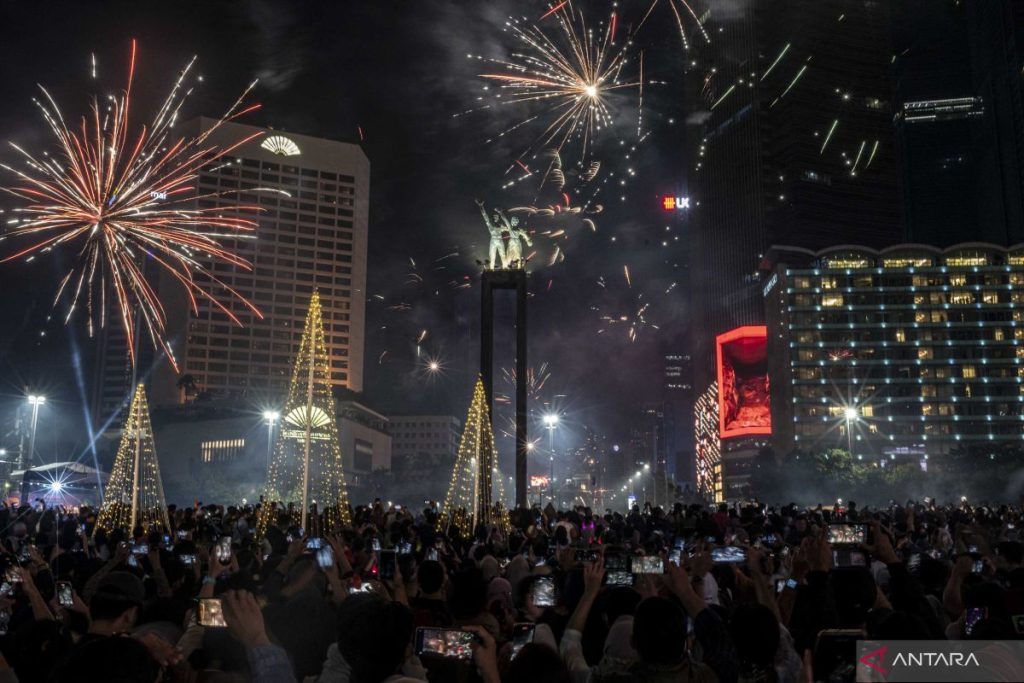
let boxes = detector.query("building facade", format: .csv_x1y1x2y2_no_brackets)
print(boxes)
693,383,722,501
765,243,1024,459
95,120,369,423
389,415,461,465
152,399,390,505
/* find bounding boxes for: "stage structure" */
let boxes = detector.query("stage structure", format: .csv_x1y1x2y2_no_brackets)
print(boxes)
257,291,352,536
438,377,510,536
96,384,170,533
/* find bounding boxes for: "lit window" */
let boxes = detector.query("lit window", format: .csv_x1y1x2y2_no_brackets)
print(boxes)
822,294,844,307
962,366,977,379
950,292,974,305
918,348,933,360
201,438,246,463
983,291,999,304
896,329,906,342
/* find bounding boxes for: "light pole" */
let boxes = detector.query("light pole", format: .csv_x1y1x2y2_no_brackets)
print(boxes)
543,414,559,504
263,411,280,471
25,395,45,469
843,406,859,454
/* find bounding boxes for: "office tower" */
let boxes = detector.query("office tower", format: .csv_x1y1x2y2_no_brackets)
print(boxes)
688,1,901,480
894,0,1024,246
766,243,1024,458
104,119,371,411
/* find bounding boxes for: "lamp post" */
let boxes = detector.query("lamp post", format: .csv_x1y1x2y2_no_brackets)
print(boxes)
25,395,45,469
263,411,280,471
543,414,559,504
843,406,859,454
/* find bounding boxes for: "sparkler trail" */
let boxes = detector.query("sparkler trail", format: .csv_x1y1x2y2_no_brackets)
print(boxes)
0,40,268,370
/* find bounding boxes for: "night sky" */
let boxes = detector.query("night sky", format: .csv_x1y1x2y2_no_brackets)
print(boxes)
0,1,695,470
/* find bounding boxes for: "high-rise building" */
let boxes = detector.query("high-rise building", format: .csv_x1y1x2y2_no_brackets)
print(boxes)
688,0,900,391
765,243,1024,458
94,120,369,418
663,352,694,483
893,0,1024,246
389,415,461,465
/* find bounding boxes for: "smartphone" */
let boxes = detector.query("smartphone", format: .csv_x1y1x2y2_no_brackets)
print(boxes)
414,627,477,660
179,554,197,566
127,554,139,568
197,598,227,628
216,537,232,563
531,577,556,607
0,582,12,597
317,545,334,570
972,559,984,574
510,623,536,660
394,505,402,511
711,546,747,564
131,543,149,556
668,548,682,566
397,541,413,555
813,629,861,679
17,546,31,563
371,537,382,553
56,581,73,608
907,553,922,574
761,534,777,545
630,556,664,574
162,534,172,547
348,583,374,594
967,544,981,556
574,549,599,563
832,549,867,568
965,607,987,636
379,550,397,580
827,524,866,545
603,553,632,586
306,537,324,551
776,578,798,593
177,530,188,540
426,548,439,562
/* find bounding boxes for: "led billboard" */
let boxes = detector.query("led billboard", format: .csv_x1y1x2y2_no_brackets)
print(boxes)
716,326,771,438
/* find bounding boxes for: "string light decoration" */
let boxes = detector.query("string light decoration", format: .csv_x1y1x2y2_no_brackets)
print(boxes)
95,384,170,533
437,377,511,537
257,290,351,536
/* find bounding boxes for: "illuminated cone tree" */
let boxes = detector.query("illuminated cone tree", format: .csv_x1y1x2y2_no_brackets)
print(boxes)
257,291,351,536
438,377,510,537
96,384,170,533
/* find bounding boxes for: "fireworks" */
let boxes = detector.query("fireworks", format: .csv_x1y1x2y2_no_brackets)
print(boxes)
472,1,639,179
639,0,711,51
0,40,267,369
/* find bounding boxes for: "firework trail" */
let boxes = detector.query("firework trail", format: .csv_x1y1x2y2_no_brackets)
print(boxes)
0,40,269,370
472,0,640,183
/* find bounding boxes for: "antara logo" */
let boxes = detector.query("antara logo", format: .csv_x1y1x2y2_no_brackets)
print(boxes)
893,652,980,667
860,645,981,674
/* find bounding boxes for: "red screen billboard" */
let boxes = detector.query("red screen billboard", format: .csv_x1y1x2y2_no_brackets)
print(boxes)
716,326,771,438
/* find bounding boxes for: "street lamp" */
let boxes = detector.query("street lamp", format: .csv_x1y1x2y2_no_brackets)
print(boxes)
843,405,859,454
26,395,45,469
543,414,559,504
263,411,280,470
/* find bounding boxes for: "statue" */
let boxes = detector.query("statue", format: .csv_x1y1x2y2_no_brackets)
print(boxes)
476,199,507,269
477,200,532,269
503,214,533,268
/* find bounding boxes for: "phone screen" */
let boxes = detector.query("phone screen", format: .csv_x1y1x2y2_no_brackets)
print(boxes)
426,548,439,562
832,549,867,568
180,554,197,566
630,556,664,574
827,524,866,545
511,623,535,660
57,581,73,607
972,559,984,574
532,577,556,607
371,537,382,552
574,549,599,563
415,628,477,659
965,607,987,636
711,546,747,564
317,546,334,570
197,598,227,627
306,537,324,551
131,543,149,556
216,537,232,562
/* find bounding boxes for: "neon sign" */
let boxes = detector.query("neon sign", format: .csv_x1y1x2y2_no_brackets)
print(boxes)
661,195,690,211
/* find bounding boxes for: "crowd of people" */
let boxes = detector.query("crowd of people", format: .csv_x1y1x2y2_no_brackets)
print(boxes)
0,496,1020,681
